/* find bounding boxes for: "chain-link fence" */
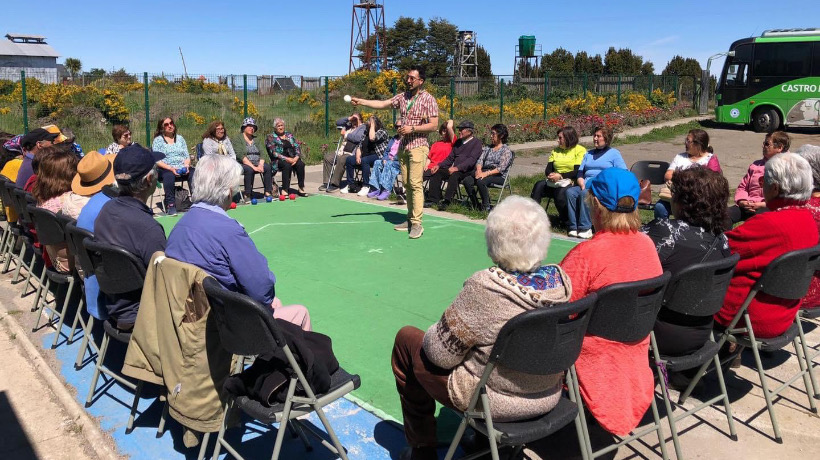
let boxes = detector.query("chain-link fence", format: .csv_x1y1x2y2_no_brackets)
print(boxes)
0,70,698,162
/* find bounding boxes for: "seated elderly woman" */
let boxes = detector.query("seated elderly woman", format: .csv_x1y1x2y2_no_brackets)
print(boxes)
714,153,818,338
164,154,311,331
104,124,132,156
796,144,820,309
366,131,401,200
642,167,732,357
560,167,662,436
32,145,80,273
391,196,571,460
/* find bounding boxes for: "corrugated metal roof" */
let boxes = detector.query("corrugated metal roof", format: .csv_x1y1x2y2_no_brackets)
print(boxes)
0,39,59,58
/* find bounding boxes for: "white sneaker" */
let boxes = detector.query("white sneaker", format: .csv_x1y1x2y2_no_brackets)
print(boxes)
357,185,370,196
577,229,594,239
339,185,349,194
568,230,578,238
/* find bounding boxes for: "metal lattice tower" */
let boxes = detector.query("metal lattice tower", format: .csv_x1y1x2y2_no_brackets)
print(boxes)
349,0,387,73
454,31,477,78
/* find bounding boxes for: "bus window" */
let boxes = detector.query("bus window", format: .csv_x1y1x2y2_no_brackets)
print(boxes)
753,42,812,77
813,43,820,76
725,63,748,86
722,43,752,87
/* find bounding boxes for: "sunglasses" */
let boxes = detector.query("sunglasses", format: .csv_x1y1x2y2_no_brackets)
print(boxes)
163,121,175,127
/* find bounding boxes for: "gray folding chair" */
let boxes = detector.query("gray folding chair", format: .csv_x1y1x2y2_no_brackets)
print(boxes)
705,245,820,443
568,272,672,460
630,160,670,210
443,294,597,460
650,254,740,459
203,277,361,460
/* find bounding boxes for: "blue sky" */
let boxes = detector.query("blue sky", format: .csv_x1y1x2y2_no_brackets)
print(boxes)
5,0,820,77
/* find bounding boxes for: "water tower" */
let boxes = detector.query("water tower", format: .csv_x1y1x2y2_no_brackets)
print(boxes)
348,0,388,73
514,35,541,79
454,31,478,78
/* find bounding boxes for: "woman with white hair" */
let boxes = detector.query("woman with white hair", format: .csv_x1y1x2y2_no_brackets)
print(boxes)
164,155,311,330
795,144,820,309
390,196,571,460
714,152,818,337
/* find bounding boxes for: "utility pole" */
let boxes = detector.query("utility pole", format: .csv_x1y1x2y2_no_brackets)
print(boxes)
179,47,188,78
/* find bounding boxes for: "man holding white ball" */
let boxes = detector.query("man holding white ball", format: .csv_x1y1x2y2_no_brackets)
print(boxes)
351,65,438,239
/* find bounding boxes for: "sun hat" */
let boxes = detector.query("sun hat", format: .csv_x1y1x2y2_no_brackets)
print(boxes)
240,117,258,133
41,124,69,143
586,168,640,213
72,151,116,195
3,134,23,154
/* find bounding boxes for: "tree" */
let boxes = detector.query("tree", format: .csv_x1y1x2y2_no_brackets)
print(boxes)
603,47,646,75
64,57,81,80
641,61,655,75
574,51,604,75
540,47,575,74
425,18,458,79
476,45,492,78
384,17,427,72
661,55,702,77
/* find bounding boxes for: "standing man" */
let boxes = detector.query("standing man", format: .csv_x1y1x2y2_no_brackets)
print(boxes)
352,66,439,239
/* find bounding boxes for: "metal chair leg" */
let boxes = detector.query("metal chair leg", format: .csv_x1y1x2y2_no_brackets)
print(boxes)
649,396,670,460
51,279,77,348
793,339,818,413
126,380,144,434
444,417,469,460
67,296,86,344
797,315,820,398
712,353,738,440
32,277,50,332
749,338,784,443
11,243,26,283
74,316,96,370
85,333,110,407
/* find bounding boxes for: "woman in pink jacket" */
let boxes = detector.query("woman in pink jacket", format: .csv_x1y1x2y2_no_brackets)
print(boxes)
728,131,790,223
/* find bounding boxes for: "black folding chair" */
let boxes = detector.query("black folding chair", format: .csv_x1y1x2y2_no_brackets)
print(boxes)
708,245,820,443
649,254,740,459
630,160,670,210
443,294,597,460
82,237,147,433
63,221,100,368
203,277,361,460
0,178,22,273
569,272,672,460
27,206,81,348
796,304,820,400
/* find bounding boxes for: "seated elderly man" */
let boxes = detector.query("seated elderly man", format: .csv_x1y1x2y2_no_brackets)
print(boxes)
321,113,365,193
391,196,571,460
94,144,167,330
424,120,483,211
165,154,311,331
715,152,818,338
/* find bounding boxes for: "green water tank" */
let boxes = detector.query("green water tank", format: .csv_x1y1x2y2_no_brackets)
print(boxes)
519,35,536,57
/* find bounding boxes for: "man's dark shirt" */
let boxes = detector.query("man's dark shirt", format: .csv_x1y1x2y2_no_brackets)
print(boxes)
94,196,166,324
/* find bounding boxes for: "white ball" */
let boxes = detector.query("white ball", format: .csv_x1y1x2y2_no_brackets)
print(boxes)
344,95,352,103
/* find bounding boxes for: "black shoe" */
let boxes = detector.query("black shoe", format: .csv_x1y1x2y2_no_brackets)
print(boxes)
437,200,451,211
484,205,493,212
318,184,328,192
423,201,436,208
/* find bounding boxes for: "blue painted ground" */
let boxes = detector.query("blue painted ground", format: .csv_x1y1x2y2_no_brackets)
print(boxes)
43,321,417,459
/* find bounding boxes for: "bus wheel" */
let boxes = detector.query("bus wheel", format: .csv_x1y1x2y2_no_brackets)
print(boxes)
751,107,781,133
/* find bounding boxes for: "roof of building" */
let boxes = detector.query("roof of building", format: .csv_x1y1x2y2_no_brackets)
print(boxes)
0,34,59,58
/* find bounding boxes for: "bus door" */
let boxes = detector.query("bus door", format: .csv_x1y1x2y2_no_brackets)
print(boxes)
717,44,754,123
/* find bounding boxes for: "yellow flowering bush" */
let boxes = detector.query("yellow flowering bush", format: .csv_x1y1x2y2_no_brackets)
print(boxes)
186,111,206,125
230,97,259,117
505,99,544,119
367,69,403,96
174,78,229,94
649,88,677,108
436,95,460,114
562,92,609,116
0,107,10,115
101,90,129,122
625,93,653,113
459,104,499,117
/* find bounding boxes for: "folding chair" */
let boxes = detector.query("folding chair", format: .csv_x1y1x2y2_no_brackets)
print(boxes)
10,189,42,294
487,173,513,207
82,237,148,434
630,160,670,210
707,245,820,443
0,178,22,272
569,272,672,460
203,277,361,460
63,221,101,368
650,254,740,460
27,206,82,348
444,294,597,460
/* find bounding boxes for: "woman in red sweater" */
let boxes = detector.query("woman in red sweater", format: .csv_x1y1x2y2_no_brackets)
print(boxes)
560,168,663,436
714,152,818,337
423,120,455,179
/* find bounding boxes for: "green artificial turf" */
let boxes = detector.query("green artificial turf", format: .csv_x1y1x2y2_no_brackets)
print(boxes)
158,194,576,421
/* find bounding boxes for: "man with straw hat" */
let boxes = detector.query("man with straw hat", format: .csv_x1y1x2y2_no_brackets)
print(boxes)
62,151,117,219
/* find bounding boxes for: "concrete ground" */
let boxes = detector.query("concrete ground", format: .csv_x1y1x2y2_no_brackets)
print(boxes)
2,117,820,459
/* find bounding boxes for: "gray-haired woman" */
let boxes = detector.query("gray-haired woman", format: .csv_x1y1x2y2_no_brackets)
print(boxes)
715,152,818,338
390,196,571,460
165,155,311,330
238,117,274,200
265,118,308,197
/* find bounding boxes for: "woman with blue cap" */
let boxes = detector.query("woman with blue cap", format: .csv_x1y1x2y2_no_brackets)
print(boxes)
559,167,664,437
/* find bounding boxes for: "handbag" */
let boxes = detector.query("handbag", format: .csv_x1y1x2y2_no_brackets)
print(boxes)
174,186,193,212
658,182,673,201
639,179,653,205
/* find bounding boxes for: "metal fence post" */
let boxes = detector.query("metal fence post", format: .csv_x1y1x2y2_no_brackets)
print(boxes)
449,76,455,120
649,74,654,97
391,79,397,126
324,76,330,137
144,72,150,146
499,78,504,123
699,70,709,115
21,71,28,134
242,74,248,119
543,72,549,120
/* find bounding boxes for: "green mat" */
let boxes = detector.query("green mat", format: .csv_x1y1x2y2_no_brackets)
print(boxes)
158,195,576,421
